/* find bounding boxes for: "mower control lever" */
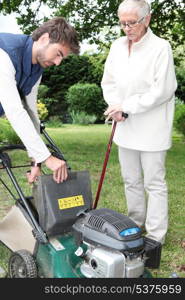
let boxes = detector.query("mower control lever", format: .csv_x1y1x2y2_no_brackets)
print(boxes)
40,121,70,169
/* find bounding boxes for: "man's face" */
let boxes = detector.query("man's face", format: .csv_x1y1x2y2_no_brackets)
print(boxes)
34,34,71,68
119,11,150,43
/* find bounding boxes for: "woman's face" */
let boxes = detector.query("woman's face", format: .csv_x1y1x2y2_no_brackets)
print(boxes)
119,11,151,43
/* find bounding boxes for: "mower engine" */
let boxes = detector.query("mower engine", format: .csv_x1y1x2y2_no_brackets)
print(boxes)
73,208,146,278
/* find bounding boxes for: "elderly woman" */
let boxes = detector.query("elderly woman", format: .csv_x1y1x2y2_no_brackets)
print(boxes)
102,0,177,244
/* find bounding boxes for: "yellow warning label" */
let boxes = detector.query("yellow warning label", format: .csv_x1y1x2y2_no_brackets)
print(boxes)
58,195,84,210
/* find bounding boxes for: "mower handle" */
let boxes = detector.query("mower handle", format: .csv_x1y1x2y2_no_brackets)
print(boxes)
0,122,69,167
0,144,26,153
40,121,70,169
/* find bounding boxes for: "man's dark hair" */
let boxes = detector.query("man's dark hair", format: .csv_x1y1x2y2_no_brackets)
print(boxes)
31,17,80,54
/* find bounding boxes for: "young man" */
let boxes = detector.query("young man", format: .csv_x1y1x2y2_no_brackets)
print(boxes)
102,0,177,244
0,17,80,184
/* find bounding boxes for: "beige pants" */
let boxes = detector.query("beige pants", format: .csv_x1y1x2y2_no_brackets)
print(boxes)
118,147,168,244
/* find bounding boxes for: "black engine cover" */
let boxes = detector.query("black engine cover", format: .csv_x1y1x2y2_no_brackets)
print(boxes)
73,208,144,253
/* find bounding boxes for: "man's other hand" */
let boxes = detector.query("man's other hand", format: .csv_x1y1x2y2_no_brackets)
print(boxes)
44,155,68,183
26,166,41,184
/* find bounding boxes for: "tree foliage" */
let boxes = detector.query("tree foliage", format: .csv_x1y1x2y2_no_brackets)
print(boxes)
0,0,184,115
0,0,184,49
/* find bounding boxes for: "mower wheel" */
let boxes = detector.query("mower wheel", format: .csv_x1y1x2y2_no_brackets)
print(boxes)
8,249,37,278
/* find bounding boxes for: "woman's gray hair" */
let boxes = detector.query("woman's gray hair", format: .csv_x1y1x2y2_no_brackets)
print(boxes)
118,0,151,18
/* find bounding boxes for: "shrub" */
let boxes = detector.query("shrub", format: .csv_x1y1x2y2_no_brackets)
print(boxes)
175,67,185,102
37,84,57,118
41,53,110,121
38,84,49,99
65,83,106,121
70,111,97,125
45,116,63,128
0,118,21,144
174,98,185,137
42,54,96,119
37,101,48,120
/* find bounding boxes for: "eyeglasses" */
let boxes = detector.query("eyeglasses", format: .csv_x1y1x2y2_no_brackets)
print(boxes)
120,16,145,29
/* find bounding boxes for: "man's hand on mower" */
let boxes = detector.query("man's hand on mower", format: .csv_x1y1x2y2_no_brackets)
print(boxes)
44,155,68,183
26,166,41,184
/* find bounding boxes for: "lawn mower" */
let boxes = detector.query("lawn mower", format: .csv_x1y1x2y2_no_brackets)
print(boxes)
0,121,162,278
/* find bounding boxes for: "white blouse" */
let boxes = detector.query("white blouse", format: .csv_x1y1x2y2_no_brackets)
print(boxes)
101,28,177,151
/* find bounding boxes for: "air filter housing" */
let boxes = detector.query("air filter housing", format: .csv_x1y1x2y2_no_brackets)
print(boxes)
72,208,144,253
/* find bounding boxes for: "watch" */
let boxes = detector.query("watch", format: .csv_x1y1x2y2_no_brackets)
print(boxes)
30,161,42,168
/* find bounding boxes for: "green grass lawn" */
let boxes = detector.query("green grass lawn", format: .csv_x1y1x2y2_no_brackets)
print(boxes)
0,124,185,278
